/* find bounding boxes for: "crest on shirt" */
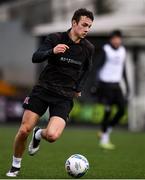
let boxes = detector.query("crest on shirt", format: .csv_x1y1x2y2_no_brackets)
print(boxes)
24,97,30,104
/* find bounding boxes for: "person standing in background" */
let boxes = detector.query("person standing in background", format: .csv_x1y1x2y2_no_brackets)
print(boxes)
94,30,130,150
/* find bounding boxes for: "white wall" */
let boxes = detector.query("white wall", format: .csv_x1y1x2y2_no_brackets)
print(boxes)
113,0,145,15
52,0,95,22
137,51,145,96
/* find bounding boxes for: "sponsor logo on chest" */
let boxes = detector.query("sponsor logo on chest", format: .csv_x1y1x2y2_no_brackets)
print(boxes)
60,57,82,65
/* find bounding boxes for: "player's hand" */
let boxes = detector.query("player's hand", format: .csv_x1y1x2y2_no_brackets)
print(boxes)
53,44,69,54
74,92,81,98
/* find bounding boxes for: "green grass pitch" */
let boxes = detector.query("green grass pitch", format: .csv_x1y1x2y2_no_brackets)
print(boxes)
0,125,145,179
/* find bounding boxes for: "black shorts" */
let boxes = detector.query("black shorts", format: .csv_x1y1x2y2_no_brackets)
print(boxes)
96,81,125,106
23,85,74,121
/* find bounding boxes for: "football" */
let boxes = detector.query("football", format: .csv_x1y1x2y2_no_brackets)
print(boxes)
65,154,89,178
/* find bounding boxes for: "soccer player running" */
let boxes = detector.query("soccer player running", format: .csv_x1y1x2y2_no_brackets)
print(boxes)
95,30,130,150
6,8,94,177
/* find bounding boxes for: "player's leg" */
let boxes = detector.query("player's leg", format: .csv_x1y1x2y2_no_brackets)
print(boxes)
99,104,115,149
101,105,111,133
28,116,66,156
102,86,126,149
28,98,73,155
109,87,125,128
98,84,115,149
6,110,40,177
96,82,110,137
14,110,39,157
7,93,48,177
42,116,66,142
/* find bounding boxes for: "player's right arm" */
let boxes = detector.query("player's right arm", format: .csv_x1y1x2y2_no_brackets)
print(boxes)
32,34,55,63
32,34,69,63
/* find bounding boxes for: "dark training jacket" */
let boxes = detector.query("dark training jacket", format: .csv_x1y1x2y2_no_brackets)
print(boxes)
32,30,94,98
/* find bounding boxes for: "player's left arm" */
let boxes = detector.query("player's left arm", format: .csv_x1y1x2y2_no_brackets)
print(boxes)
74,45,95,95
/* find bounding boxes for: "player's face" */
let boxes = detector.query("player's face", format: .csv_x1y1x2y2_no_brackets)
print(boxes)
110,36,122,48
72,16,93,39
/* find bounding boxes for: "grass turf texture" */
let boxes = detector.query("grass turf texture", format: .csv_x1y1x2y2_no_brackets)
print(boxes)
0,125,144,179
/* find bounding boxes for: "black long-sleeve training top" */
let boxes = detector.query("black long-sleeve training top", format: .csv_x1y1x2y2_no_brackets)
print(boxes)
32,29,94,99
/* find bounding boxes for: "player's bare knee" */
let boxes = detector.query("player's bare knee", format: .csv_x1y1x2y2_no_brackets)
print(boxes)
46,131,59,143
18,126,31,139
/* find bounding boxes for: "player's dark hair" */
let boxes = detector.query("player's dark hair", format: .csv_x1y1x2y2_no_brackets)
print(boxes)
72,8,94,23
110,30,123,38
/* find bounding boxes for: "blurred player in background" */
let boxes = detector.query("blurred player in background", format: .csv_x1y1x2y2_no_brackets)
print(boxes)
6,8,94,177
94,30,130,150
